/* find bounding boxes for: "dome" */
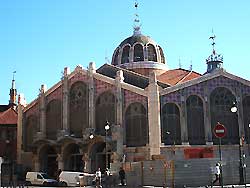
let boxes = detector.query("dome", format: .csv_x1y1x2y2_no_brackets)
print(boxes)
111,33,168,76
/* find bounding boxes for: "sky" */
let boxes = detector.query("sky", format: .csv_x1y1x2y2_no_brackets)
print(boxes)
0,0,250,104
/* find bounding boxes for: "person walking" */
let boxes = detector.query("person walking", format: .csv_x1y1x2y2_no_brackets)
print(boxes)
119,167,126,186
95,168,102,188
212,163,221,185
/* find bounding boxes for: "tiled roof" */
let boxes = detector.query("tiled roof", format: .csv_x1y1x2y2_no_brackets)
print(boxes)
157,68,201,85
0,105,9,112
0,107,17,125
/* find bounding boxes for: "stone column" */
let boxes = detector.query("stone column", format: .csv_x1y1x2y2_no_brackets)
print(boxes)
33,155,40,171
204,84,213,144
88,62,96,129
39,84,46,138
236,88,244,136
147,72,161,157
112,125,123,162
115,70,124,126
180,93,189,145
57,154,63,170
82,153,90,172
17,94,26,164
62,67,70,133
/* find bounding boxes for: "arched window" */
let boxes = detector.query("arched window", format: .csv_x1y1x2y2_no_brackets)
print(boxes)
25,115,38,150
95,92,116,136
69,81,88,138
186,95,205,145
147,44,157,61
125,103,148,147
133,44,144,62
161,103,181,145
210,87,238,144
121,45,130,64
243,96,250,144
159,46,165,64
112,48,119,65
46,99,62,140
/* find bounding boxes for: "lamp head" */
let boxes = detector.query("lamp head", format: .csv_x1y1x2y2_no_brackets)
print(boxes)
89,134,94,139
105,124,110,130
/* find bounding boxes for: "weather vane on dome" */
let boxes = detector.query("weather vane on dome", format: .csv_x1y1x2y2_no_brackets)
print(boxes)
133,0,141,35
209,30,216,55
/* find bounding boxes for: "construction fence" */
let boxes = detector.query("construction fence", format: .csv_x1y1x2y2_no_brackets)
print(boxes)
120,158,250,188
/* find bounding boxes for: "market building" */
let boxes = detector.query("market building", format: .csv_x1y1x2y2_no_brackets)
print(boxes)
16,5,250,186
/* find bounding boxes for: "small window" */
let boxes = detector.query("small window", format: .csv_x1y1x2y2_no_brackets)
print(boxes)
134,44,144,62
121,45,130,64
148,44,157,61
37,174,43,179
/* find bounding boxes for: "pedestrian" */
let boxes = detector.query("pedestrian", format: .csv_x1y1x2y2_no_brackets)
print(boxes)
212,163,221,185
95,167,102,188
118,167,126,186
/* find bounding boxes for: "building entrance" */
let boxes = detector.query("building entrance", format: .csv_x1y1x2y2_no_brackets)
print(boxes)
89,142,108,173
63,143,83,171
39,145,58,178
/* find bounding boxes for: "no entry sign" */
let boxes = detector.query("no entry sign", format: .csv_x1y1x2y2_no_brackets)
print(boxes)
214,122,226,138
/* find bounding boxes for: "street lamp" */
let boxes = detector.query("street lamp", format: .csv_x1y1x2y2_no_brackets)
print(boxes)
231,104,246,185
89,133,94,140
104,121,110,169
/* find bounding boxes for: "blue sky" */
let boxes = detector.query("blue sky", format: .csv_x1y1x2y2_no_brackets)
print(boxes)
0,0,250,104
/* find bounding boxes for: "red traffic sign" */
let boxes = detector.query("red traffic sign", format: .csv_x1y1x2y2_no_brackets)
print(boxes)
213,122,226,138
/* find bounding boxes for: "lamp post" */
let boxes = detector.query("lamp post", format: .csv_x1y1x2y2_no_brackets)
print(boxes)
104,121,110,169
231,104,246,185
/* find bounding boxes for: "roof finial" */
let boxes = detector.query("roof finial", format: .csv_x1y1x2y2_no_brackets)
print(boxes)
189,61,193,71
178,57,182,69
206,30,223,73
209,29,216,55
12,71,16,89
133,0,141,35
105,50,111,64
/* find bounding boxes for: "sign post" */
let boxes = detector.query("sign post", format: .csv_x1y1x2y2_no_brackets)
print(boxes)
213,122,226,188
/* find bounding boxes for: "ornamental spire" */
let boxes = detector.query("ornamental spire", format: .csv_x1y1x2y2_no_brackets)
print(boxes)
133,0,141,35
209,30,216,55
205,30,223,74
9,71,17,106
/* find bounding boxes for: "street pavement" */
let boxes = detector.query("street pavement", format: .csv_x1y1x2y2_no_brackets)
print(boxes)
1,185,250,188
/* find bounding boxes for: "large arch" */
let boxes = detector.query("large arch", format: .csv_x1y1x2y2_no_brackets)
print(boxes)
243,96,250,144
125,102,148,147
63,143,83,171
186,95,205,145
69,81,88,138
161,103,181,145
46,99,62,140
210,87,239,144
39,145,58,178
25,115,38,151
95,91,116,136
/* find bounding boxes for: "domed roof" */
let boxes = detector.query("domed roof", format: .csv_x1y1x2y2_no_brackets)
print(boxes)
111,32,168,76
119,34,157,47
